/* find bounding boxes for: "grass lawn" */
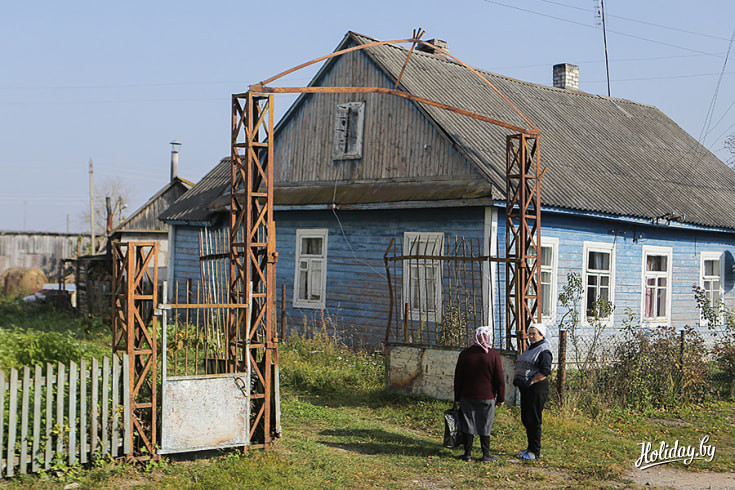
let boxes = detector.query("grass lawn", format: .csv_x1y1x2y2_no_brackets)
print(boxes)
0,314,733,488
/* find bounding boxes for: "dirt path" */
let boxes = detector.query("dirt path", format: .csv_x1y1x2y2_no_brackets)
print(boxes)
625,465,735,489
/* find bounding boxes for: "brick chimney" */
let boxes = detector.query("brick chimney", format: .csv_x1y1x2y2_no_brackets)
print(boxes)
417,38,449,55
553,63,580,90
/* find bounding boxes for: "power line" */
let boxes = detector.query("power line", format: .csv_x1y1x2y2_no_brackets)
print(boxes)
585,71,735,83
699,28,735,145
480,0,727,59
541,0,731,42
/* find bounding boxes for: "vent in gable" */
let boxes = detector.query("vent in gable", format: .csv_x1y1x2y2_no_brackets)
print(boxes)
333,101,365,160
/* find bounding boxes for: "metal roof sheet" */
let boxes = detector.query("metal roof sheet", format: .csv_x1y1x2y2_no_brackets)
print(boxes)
164,32,735,230
349,32,735,229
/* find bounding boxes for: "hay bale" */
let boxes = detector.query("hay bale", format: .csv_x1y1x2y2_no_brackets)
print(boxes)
1,267,47,297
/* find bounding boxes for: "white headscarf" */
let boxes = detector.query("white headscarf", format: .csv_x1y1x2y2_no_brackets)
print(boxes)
473,326,493,353
529,322,549,340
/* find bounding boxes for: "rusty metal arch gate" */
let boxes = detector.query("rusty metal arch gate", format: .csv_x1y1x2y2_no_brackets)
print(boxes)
113,30,540,460
112,90,279,459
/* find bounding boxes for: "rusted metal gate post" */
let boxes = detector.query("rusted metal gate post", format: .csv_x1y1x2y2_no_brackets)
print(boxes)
112,242,158,460
231,91,279,447
505,134,541,353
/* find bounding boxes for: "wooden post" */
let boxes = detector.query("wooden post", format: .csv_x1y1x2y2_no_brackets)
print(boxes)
403,303,409,342
280,284,287,340
679,329,685,394
557,329,567,405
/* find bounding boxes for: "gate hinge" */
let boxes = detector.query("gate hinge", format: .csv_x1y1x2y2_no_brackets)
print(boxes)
268,252,279,264
154,304,171,316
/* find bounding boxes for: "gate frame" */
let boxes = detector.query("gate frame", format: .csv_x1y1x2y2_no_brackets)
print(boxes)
111,241,158,461
111,30,542,460
248,29,542,354
231,91,279,448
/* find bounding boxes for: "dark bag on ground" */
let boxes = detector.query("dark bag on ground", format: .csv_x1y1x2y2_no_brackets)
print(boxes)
443,408,464,448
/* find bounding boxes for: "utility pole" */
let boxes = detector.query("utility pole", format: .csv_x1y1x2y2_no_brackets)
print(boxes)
89,158,95,254
106,196,113,237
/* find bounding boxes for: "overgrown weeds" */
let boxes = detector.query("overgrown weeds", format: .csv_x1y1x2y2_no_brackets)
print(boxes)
280,331,383,401
0,295,109,369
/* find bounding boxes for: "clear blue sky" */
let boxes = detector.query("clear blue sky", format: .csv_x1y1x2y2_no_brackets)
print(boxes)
1,0,734,232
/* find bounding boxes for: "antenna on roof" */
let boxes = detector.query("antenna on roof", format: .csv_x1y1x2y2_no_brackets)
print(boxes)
595,0,612,96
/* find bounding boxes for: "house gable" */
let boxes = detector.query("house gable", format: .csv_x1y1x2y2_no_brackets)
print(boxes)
116,178,192,232
273,36,491,206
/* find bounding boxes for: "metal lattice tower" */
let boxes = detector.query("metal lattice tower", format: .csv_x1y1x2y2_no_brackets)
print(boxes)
505,134,541,352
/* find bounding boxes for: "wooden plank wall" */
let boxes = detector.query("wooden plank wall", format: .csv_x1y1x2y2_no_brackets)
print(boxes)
494,209,735,355
117,183,190,233
274,48,481,186
275,206,486,347
172,225,204,290
0,354,130,477
0,233,86,279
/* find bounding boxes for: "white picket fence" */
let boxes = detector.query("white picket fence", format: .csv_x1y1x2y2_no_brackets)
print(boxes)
0,354,131,477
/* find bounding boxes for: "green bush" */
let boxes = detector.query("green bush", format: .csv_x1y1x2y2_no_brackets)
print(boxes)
605,324,709,409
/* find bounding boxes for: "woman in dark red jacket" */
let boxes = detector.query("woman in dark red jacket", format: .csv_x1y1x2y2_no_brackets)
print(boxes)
453,326,505,462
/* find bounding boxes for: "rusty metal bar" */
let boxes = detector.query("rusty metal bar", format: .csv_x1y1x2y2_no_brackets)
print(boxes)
112,241,158,461
231,91,278,448
383,238,396,347
394,28,424,90
163,303,250,309
252,33,537,134
255,86,531,135
506,134,541,353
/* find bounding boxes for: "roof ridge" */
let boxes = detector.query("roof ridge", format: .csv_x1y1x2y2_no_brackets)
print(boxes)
349,31,658,110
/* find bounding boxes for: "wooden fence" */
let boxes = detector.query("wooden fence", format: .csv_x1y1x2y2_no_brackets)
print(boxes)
0,354,131,477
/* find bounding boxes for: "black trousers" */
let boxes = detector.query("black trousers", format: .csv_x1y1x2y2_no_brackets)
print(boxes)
520,378,549,456
463,434,491,457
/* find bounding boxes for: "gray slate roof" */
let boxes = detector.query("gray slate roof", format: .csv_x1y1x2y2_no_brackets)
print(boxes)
163,32,735,230
348,32,735,230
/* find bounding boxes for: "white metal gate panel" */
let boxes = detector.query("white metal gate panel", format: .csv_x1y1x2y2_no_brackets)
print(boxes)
160,374,249,454
157,283,251,455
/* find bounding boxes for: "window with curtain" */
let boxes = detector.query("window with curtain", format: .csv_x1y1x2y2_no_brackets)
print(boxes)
583,242,614,322
642,246,672,323
539,237,558,322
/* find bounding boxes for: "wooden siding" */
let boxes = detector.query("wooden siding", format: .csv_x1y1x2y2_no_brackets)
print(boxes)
494,210,735,343
171,225,203,286
169,206,735,349
275,207,486,347
117,181,189,232
0,233,86,278
274,48,483,186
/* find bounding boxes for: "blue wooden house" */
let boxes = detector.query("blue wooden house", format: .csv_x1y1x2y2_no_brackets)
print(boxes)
161,31,735,349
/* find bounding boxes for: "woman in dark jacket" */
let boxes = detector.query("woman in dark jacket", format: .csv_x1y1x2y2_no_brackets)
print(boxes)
453,326,505,462
513,322,552,461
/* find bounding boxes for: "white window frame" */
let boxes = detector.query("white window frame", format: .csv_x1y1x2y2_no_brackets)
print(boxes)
333,101,365,160
540,237,559,325
583,241,615,326
640,245,673,325
402,232,443,322
293,229,328,309
700,251,725,326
